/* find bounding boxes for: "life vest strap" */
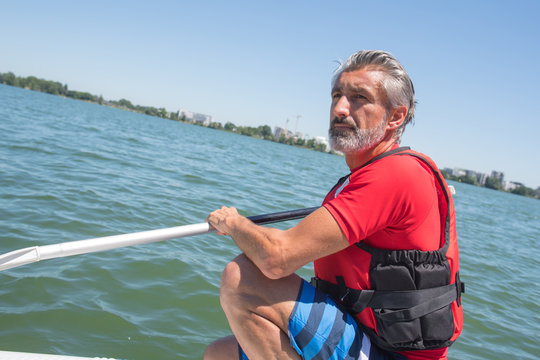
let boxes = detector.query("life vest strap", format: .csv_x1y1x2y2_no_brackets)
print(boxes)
310,275,464,320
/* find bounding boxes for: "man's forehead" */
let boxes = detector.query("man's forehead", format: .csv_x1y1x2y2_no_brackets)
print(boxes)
333,68,386,92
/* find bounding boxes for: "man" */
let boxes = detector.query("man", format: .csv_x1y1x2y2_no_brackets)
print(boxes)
204,50,463,360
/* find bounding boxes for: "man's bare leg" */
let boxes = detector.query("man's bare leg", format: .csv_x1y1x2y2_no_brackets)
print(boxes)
204,254,302,360
203,335,238,360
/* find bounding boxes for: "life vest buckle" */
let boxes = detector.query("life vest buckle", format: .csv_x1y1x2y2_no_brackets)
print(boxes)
455,272,464,306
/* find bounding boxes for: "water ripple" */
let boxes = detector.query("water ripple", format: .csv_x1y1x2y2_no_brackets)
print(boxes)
1,85,538,359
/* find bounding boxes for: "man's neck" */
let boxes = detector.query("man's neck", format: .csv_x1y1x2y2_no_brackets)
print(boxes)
344,139,398,171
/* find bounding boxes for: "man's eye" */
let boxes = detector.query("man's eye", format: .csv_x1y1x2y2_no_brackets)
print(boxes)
332,93,342,99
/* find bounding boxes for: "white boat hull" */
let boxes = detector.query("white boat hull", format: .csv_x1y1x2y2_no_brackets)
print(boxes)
0,351,117,360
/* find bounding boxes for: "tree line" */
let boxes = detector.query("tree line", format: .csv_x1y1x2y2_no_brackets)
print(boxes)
0,71,331,153
440,169,538,199
197,121,329,152
0,72,171,119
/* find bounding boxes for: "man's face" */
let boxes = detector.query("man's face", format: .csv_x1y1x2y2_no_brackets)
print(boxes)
329,68,390,153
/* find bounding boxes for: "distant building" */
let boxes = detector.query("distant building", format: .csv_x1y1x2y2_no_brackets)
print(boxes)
274,126,285,138
476,172,488,186
179,109,193,120
464,169,477,178
442,168,487,185
491,170,505,182
274,126,293,139
193,113,213,126
452,168,466,177
503,181,524,191
179,109,214,126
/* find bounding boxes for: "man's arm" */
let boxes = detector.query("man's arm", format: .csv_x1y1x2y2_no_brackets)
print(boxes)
207,206,349,279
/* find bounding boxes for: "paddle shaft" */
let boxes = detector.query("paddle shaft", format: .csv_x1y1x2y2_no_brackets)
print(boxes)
0,207,319,271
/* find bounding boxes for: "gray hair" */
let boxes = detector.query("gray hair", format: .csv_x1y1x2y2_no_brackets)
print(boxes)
332,50,416,140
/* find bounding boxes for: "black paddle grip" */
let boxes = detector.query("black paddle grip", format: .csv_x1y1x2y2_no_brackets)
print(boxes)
247,207,319,226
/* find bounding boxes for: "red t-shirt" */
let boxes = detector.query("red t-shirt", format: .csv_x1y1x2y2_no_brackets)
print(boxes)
317,152,448,360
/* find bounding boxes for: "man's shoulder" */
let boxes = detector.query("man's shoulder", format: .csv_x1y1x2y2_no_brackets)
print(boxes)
343,151,438,206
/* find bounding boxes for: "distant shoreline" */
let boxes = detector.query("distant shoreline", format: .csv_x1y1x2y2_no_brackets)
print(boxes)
441,172,538,199
1,72,538,199
0,72,334,154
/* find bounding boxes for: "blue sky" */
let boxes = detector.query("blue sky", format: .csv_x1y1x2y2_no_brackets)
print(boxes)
2,1,539,188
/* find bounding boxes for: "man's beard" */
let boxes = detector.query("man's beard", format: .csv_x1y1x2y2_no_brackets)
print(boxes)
329,116,387,153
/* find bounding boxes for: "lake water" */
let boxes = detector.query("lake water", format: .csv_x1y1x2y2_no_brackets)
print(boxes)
0,84,538,359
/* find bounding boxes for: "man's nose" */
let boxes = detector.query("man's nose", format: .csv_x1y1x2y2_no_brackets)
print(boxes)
333,96,350,117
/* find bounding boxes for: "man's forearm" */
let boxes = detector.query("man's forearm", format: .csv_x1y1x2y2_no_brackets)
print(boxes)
228,217,288,279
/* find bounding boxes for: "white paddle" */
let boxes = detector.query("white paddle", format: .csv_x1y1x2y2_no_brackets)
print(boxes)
0,207,318,271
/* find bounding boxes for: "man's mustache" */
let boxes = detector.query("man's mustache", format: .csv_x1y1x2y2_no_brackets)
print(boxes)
331,117,356,128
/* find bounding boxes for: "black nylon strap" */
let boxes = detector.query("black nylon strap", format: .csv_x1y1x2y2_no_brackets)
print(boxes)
311,277,459,318
375,286,457,322
354,146,411,172
366,284,456,309
350,290,376,314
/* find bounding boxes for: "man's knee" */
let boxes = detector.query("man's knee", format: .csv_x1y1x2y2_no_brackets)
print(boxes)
221,254,248,287
202,341,219,360
220,254,257,309
203,335,239,360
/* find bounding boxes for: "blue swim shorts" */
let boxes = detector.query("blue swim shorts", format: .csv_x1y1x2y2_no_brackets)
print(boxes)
238,279,405,360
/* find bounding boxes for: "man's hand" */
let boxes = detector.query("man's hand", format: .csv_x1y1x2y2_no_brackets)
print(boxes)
206,206,243,236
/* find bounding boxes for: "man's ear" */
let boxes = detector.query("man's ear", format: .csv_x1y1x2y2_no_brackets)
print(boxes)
387,106,408,130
